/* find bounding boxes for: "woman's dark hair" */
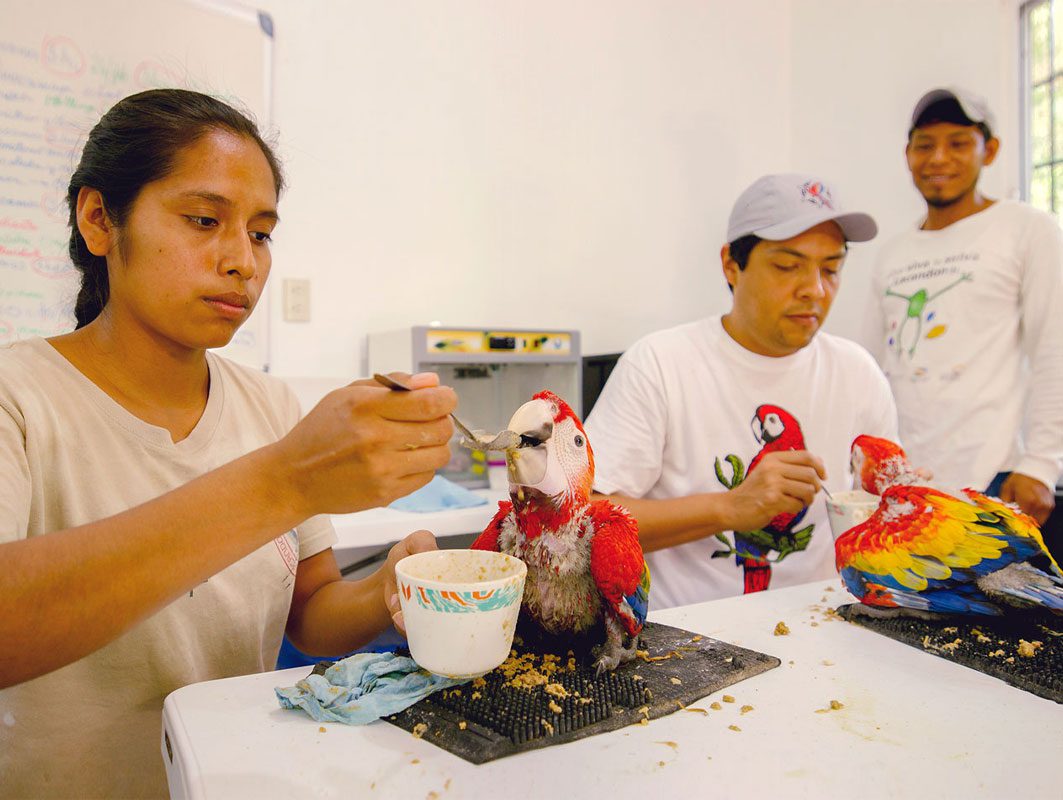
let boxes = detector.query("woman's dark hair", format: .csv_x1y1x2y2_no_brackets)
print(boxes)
67,89,285,328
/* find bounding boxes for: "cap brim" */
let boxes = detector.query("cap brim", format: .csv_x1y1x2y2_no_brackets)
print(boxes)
753,210,878,243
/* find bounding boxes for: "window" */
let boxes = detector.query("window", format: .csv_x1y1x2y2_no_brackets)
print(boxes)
1023,0,1063,217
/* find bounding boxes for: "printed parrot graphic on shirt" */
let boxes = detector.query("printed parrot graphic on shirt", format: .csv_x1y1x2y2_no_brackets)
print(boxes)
885,272,971,358
713,404,815,594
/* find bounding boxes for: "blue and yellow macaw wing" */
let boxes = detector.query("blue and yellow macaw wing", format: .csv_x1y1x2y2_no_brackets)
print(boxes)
834,485,1049,614
962,488,1061,576
589,500,649,636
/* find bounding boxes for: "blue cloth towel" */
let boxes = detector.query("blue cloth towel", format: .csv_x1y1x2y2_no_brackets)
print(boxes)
388,474,489,513
275,652,468,725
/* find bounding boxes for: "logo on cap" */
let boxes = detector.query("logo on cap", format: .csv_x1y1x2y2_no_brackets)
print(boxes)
800,180,834,210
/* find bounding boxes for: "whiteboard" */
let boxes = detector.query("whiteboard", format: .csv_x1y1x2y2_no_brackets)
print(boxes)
0,0,274,370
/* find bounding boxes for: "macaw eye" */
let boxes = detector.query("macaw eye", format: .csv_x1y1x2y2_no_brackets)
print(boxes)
574,435,584,447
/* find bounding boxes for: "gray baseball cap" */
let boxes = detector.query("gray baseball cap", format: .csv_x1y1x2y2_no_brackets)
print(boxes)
910,87,995,137
726,173,878,243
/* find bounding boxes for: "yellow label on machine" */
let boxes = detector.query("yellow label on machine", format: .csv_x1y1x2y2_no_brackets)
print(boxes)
424,330,572,355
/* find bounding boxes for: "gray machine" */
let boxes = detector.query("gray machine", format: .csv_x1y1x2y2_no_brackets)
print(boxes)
368,326,582,487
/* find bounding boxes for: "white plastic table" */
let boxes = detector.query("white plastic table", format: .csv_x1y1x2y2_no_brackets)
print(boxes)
162,580,1061,799
330,488,503,551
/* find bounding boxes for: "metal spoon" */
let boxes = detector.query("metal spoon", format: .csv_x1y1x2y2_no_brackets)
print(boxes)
372,373,517,451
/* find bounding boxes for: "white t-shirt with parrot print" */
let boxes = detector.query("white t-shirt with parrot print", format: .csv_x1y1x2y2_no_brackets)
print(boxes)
863,199,1063,495
584,316,898,610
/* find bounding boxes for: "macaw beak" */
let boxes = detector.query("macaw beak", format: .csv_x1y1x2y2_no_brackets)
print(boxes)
750,414,764,445
504,398,559,492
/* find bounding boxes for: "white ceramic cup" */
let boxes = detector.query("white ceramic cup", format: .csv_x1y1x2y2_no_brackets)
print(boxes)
825,489,880,540
396,549,527,679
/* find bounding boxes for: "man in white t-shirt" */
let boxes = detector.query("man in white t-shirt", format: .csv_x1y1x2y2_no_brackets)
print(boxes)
584,174,898,609
864,87,1063,524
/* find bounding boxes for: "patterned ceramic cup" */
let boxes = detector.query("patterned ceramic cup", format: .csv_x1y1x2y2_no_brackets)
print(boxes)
396,549,527,678
825,489,880,540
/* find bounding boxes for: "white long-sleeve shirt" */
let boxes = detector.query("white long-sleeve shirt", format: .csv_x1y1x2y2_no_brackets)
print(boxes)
863,199,1063,492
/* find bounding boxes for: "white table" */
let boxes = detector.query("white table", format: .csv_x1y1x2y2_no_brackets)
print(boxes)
330,489,504,551
162,580,1061,799
328,489,504,571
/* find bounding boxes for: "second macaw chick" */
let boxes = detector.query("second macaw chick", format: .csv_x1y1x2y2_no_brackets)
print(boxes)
471,390,650,673
836,435,1063,617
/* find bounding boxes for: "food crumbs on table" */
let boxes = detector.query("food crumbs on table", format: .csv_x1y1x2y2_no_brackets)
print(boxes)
830,700,844,710
548,700,563,714
545,682,570,699
427,793,439,800
740,705,754,714
318,726,326,733
821,660,834,666
825,586,835,592
774,621,790,636
1005,656,1016,663
411,758,420,764
1017,639,1043,658
728,724,741,732
722,695,735,703
411,723,428,739
709,702,722,710
669,677,682,685
541,719,554,735
691,634,703,642
684,707,709,715
445,779,451,790
811,622,819,627
656,741,679,751
458,721,467,730
639,718,649,726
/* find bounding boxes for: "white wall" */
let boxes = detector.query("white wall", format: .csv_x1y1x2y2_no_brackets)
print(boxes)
252,0,1021,379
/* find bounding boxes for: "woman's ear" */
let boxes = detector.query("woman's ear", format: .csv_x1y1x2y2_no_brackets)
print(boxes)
76,187,115,257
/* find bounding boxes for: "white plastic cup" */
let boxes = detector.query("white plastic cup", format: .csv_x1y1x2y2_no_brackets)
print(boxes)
825,489,880,540
395,549,527,678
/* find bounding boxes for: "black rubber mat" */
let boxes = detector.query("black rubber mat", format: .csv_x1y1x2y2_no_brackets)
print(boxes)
837,603,1062,704
379,621,779,764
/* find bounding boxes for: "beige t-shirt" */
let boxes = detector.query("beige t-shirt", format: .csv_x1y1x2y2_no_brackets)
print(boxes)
0,338,337,799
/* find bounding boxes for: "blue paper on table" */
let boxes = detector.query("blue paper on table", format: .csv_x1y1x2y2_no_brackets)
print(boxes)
275,652,468,725
388,474,489,513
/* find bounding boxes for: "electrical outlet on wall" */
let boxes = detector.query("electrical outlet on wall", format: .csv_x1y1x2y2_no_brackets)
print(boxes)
283,278,311,322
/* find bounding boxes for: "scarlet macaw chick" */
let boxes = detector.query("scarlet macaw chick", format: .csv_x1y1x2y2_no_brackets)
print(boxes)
836,435,1062,617
471,391,650,672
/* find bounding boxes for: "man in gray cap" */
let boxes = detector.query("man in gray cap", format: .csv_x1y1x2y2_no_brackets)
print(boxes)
584,174,897,608
864,87,1063,525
